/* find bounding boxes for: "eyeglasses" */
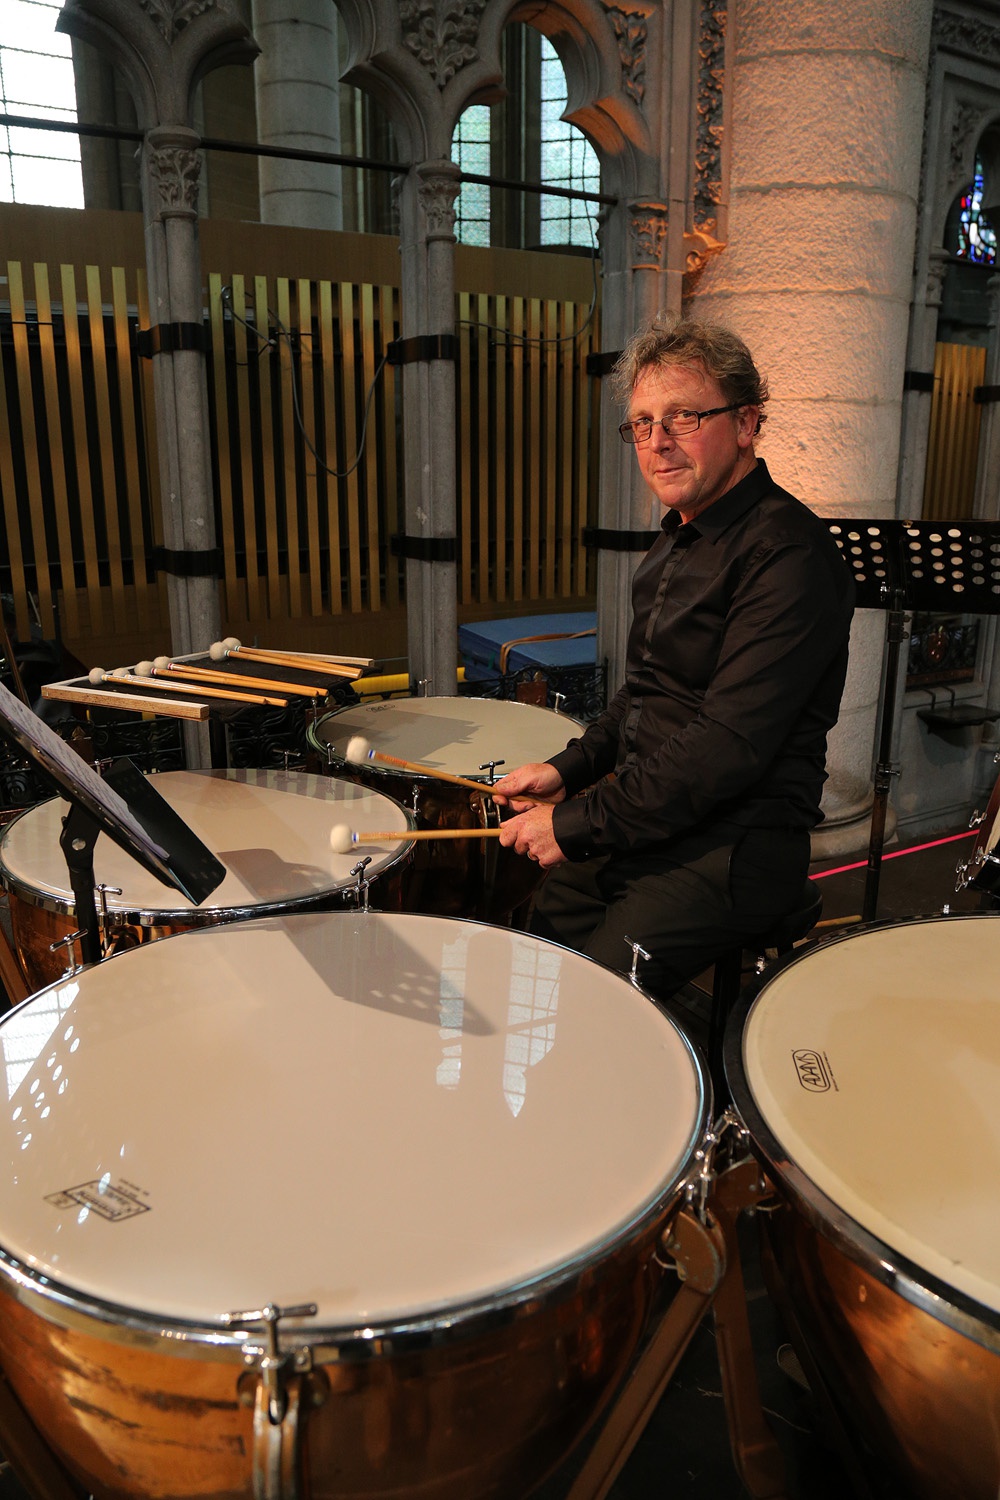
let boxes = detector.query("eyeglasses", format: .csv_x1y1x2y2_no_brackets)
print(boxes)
618,403,744,444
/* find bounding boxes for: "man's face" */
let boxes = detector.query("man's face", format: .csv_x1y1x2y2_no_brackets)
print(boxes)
628,363,759,523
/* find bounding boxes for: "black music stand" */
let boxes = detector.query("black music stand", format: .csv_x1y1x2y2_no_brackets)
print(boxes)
0,681,226,969
827,518,1000,921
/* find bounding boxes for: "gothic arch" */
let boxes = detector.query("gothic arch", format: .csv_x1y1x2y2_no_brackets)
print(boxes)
332,0,659,200
939,100,1000,242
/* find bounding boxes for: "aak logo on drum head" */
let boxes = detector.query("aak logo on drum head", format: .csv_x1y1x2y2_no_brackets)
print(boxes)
792,1050,833,1092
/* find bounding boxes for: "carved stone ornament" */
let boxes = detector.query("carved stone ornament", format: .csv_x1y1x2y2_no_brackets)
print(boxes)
683,226,726,289
694,0,727,235
949,97,985,182
400,0,487,89
138,0,215,45
147,139,202,217
926,248,950,308
418,170,460,239
603,5,648,105
628,201,668,268
932,8,1000,65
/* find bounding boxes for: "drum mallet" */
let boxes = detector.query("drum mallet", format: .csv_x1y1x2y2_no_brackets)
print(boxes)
121,666,289,708
330,824,503,853
219,635,372,668
210,638,362,680
344,736,553,805
145,656,326,700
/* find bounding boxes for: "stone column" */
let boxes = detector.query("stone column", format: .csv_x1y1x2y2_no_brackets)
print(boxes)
978,279,1000,727
594,198,674,679
397,160,462,693
57,0,259,765
141,129,221,667
251,0,344,229
898,249,949,519
591,0,713,686
690,0,934,854
974,273,1000,521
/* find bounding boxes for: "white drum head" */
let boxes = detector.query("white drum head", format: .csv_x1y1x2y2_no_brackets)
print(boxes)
0,915,705,1329
738,915,1000,1315
0,770,411,914
318,697,579,778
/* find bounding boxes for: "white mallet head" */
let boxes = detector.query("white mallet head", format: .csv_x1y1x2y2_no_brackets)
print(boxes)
153,655,171,670
134,660,154,677
329,824,355,855
208,641,229,661
88,667,105,686
345,735,373,765
222,636,241,651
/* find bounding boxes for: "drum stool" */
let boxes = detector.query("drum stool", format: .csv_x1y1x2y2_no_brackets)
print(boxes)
707,878,823,1096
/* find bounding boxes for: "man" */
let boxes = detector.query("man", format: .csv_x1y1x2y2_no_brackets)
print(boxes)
493,316,855,998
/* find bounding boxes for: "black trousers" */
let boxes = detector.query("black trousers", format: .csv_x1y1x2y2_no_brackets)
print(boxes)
528,824,812,999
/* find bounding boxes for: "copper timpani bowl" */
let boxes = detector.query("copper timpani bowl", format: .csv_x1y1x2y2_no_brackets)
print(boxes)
0,912,710,1498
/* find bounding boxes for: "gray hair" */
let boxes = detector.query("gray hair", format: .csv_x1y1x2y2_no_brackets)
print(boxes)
610,315,769,433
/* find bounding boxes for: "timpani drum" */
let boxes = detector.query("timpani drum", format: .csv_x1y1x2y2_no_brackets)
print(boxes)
725,913,1000,1500
308,696,583,921
0,912,710,1499
0,769,414,992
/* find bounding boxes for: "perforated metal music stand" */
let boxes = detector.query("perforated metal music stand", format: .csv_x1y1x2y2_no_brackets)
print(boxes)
825,519,1000,920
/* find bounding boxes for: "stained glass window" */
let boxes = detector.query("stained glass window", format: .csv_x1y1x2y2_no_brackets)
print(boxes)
956,155,997,265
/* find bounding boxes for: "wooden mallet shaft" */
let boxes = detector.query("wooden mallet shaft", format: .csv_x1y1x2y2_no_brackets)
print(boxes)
363,748,552,806
214,643,361,680
339,827,503,848
119,669,288,707
155,661,325,699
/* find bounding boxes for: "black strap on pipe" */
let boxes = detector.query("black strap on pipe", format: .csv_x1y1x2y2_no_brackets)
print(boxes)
137,323,207,359
387,336,460,366
585,351,622,378
150,546,224,578
390,535,457,563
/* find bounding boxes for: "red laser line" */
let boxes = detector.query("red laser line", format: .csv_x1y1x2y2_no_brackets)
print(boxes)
812,828,977,880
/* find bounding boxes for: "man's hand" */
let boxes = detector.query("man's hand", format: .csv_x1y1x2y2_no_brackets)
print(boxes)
490,761,566,809
492,763,568,869
498,803,567,868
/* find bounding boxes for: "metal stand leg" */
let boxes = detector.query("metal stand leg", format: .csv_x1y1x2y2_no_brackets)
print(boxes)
711,1160,788,1499
564,1208,726,1500
565,1158,788,1500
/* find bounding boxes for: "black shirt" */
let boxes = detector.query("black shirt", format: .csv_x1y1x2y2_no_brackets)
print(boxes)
549,460,855,860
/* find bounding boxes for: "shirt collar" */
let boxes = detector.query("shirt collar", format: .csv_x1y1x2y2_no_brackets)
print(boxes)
660,458,772,541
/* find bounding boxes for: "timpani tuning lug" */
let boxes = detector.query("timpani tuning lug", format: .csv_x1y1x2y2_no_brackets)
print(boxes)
479,759,504,786
96,884,122,957
48,928,87,977
623,935,651,988
350,855,373,911
226,1302,327,1500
